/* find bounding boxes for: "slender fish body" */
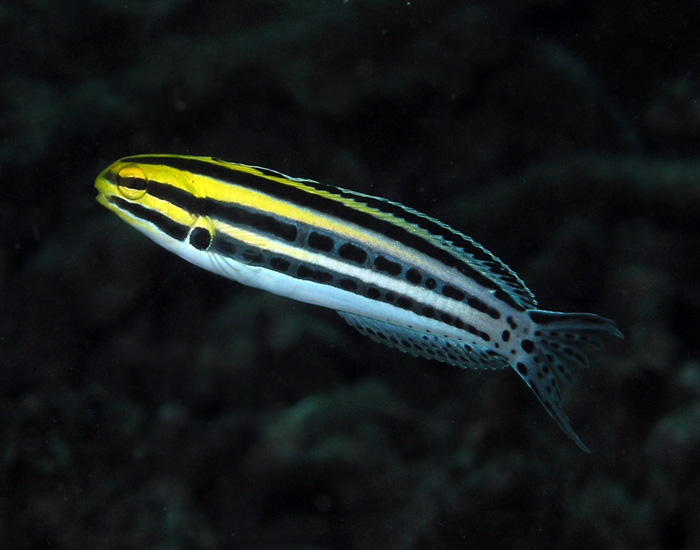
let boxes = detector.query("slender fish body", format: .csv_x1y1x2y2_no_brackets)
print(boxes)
95,155,622,451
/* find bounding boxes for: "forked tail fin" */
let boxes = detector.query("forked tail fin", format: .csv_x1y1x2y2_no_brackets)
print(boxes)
516,310,623,452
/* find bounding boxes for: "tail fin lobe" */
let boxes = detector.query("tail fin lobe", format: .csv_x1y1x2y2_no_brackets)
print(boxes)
516,310,623,452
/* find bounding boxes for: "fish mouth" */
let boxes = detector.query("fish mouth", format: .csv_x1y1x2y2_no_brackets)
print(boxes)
95,191,112,209
94,167,116,209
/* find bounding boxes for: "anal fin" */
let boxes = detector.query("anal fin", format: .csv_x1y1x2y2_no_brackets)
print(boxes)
338,311,509,371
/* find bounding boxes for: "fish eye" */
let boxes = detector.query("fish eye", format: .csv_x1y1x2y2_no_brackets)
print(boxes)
115,164,148,200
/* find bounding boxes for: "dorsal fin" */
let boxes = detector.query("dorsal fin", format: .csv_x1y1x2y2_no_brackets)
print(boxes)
336,188,538,310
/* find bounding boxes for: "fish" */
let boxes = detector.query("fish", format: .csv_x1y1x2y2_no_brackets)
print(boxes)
95,154,622,451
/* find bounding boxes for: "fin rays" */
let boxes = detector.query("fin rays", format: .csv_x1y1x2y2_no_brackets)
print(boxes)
338,312,510,371
514,310,623,452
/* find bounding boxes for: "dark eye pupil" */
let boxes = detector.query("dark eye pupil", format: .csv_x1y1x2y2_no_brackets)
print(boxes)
117,175,147,190
190,227,212,250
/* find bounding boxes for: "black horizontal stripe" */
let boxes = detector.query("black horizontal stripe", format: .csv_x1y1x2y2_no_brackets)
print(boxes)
442,284,466,301
252,165,534,307
210,231,238,256
467,296,501,320
129,156,527,311
143,177,500,322
146,180,299,243
110,196,189,241
205,229,492,342
145,179,198,212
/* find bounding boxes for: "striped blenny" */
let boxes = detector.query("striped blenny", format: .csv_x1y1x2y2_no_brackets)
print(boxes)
95,154,622,451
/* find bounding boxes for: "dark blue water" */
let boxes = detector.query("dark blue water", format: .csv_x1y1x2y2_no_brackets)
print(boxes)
1,1,697,548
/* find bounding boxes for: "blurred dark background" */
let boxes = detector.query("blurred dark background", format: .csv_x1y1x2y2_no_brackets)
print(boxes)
2,1,699,548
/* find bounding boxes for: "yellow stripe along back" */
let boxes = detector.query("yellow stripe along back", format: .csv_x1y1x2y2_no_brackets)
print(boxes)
95,154,622,451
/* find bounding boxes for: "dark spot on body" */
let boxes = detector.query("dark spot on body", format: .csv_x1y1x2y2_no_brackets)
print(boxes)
297,265,333,283
339,278,358,291
502,330,510,342
339,243,367,264
521,339,535,353
516,362,528,376
243,249,264,264
366,287,381,300
422,307,435,318
466,324,480,337
374,255,402,276
425,278,437,290
442,285,465,301
406,268,422,285
466,297,501,319
440,313,454,324
308,231,335,252
210,233,237,256
397,297,413,310
270,257,291,272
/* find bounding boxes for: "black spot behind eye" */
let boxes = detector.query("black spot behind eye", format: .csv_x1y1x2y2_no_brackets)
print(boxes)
190,227,212,250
